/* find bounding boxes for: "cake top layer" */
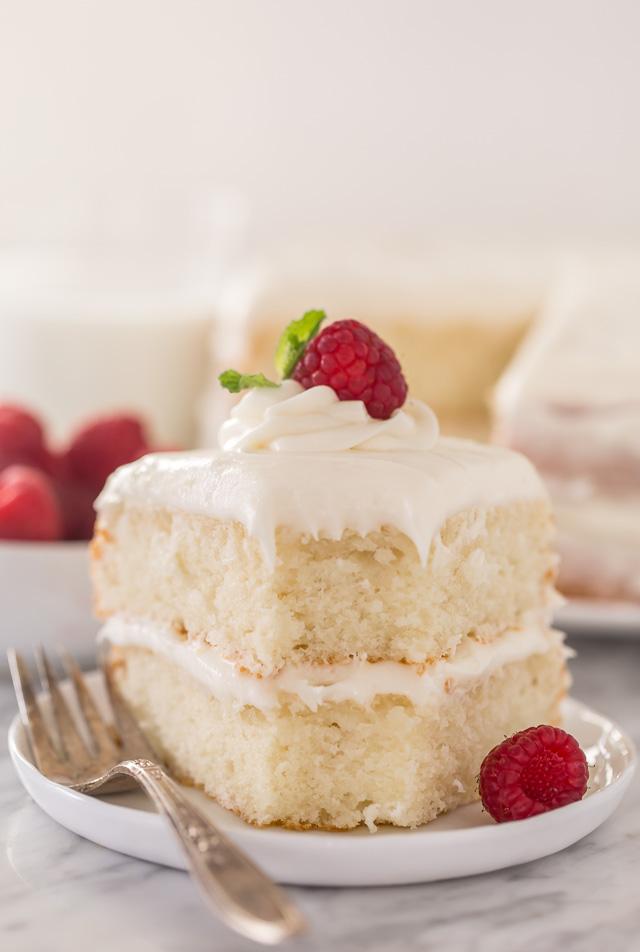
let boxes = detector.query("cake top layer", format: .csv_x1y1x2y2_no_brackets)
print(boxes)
97,435,545,570
98,320,548,567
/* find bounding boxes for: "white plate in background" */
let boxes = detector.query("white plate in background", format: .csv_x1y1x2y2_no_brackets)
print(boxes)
554,599,640,638
0,541,99,675
7,675,636,887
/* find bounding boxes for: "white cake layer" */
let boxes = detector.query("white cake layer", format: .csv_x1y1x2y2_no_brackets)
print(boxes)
97,436,546,571
111,639,569,830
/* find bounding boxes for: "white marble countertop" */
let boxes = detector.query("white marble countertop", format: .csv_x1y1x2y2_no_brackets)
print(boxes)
1,637,639,952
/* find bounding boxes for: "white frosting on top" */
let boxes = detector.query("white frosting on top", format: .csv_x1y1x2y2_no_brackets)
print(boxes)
100,616,567,713
218,380,440,452
97,436,546,569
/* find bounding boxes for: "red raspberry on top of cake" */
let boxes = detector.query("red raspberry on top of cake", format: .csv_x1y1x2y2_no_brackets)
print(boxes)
292,319,407,420
219,310,408,421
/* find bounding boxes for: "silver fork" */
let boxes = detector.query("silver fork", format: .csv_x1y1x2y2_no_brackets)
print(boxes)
8,646,307,946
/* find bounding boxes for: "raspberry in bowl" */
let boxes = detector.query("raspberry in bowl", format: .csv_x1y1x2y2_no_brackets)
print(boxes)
0,405,157,671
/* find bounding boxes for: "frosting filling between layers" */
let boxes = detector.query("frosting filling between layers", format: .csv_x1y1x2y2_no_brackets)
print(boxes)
100,616,568,714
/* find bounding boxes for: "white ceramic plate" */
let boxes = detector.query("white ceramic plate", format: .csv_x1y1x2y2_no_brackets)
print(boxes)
8,675,636,887
554,599,640,638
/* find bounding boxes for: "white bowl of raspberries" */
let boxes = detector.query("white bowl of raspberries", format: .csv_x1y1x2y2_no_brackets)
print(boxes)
0,405,159,671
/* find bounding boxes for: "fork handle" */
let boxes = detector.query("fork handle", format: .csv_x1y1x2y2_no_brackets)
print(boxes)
105,758,306,945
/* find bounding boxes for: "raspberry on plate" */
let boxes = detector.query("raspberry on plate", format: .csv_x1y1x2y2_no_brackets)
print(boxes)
292,319,408,420
478,724,589,822
0,404,50,473
0,465,63,541
65,415,149,490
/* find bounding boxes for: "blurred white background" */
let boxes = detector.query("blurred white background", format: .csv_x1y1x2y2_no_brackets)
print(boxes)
1,0,640,249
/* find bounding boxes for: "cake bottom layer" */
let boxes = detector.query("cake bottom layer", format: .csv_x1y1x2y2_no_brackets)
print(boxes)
109,640,569,831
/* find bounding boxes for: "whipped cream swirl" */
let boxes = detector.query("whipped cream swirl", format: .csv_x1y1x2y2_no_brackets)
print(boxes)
218,380,439,452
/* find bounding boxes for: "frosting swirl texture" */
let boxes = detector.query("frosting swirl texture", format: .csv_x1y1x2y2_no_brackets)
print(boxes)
218,380,439,452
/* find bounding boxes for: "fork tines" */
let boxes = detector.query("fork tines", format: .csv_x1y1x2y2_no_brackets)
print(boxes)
9,645,159,786
8,646,308,942
8,647,121,782
8,648,63,777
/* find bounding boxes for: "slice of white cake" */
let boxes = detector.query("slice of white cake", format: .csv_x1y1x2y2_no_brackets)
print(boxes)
93,336,568,831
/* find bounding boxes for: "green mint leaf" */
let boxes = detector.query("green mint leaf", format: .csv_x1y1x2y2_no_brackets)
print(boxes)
218,370,279,393
274,309,326,379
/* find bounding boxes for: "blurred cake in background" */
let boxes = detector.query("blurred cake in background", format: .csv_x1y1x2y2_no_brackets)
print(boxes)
493,259,640,603
203,244,549,443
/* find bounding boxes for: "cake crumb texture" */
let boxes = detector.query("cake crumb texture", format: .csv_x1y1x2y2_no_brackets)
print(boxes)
110,642,568,831
93,499,556,673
